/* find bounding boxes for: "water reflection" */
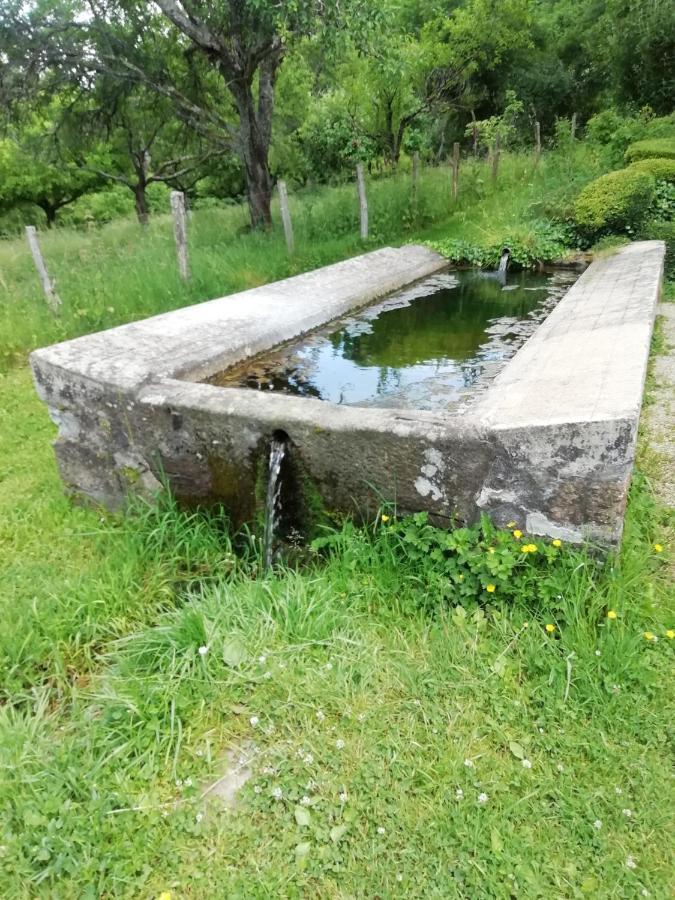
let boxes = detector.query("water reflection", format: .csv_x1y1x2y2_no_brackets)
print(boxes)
208,269,576,412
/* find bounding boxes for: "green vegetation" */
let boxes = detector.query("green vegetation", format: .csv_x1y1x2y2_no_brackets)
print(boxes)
625,139,675,163
574,169,657,237
629,157,675,183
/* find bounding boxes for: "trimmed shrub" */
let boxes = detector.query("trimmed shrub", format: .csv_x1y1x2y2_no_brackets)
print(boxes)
629,157,675,183
639,219,675,279
625,139,675,163
574,168,656,236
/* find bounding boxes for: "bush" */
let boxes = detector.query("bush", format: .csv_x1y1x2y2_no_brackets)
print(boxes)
629,158,675,183
625,139,675,163
427,221,574,269
573,168,656,236
639,219,675,281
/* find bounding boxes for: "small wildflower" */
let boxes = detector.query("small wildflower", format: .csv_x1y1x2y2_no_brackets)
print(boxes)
303,753,314,765
300,796,312,806
316,709,325,721
607,610,618,620
198,645,208,656
455,788,464,800
477,792,489,804
552,539,562,547
250,716,260,727
545,623,555,634
335,739,345,750
643,632,656,642
653,543,663,553
464,758,474,768
377,826,386,835
339,792,348,802
325,662,333,670
254,785,262,794
195,812,203,823
622,808,632,817
486,583,496,593
413,698,421,706
522,758,532,769
381,514,390,523
357,712,366,721
520,543,537,553
556,763,565,773
271,786,283,801
258,655,267,664
666,630,675,640
488,547,496,554
641,889,650,897
615,786,623,795
513,529,523,539
396,873,403,882
593,819,602,830
625,855,637,869
184,777,193,788
595,649,602,656
158,893,172,900
175,779,183,788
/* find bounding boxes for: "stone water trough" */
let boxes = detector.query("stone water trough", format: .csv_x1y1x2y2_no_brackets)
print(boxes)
31,240,665,546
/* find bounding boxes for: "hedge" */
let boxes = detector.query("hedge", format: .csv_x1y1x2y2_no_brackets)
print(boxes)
625,139,675,164
574,168,656,236
628,157,675,184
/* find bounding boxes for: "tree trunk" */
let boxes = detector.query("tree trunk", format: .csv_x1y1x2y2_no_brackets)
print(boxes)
38,202,58,228
133,182,149,226
230,74,274,230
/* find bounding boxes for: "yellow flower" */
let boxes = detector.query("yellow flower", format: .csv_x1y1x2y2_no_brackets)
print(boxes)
381,514,390,523
607,610,618,620
486,583,496,593
488,547,496,554
157,894,172,900
666,630,675,640
545,623,555,633
513,529,523,539
520,543,538,553
552,539,562,548
653,543,663,553
643,631,656,641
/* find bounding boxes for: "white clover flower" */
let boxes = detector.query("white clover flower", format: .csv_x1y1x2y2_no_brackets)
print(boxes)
316,710,325,721
325,662,333,670
335,739,345,750
641,889,650,897
357,713,366,722
622,808,632,817
615,786,623,795
625,855,637,869
300,795,312,806
477,792,489,804
304,753,314,765
377,826,385,835
175,779,183,788
198,645,208,656
522,759,532,769
538,727,545,734
263,671,272,680
271,786,283,800
254,785,262,794
455,788,464,801
258,655,267,664
595,650,602,656
396,873,403,882
593,819,602,830
250,716,259,727
184,777,193,788
339,792,348,802
556,763,565,773
464,758,474,768
195,812,203,823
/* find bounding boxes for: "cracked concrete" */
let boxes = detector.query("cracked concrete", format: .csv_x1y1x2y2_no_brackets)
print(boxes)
30,241,666,546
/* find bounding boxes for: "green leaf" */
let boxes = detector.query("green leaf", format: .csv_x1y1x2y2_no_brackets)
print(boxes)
330,825,348,843
509,741,525,759
222,638,248,668
294,805,311,827
491,828,503,854
295,841,311,860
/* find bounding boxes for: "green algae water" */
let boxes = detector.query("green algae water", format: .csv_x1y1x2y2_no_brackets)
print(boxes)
209,269,576,412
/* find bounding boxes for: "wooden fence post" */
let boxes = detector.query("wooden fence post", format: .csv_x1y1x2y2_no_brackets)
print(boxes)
571,113,577,141
277,179,294,256
170,191,190,281
412,151,420,216
356,162,368,240
451,142,460,200
534,121,542,166
25,226,61,314
491,134,500,183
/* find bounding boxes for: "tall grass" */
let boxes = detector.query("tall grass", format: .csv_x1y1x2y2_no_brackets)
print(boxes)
0,145,601,370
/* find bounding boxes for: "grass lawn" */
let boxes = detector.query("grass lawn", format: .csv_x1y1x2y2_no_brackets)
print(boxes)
0,149,673,897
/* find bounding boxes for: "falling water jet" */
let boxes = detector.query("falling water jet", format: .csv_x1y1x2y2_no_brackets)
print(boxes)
262,431,288,571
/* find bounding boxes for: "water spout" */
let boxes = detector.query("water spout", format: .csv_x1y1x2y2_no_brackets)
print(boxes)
262,432,287,570
497,247,510,274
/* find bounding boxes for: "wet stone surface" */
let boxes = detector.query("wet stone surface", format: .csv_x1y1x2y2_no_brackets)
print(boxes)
207,269,577,412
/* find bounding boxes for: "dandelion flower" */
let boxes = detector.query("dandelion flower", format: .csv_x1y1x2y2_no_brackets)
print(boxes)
520,543,537,553
477,792,489,804
271,786,283,800
381,514,390,523
593,819,602,830
158,893,172,900
666,630,675,640
464,758,474,768
552,539,562,547
643,632,656,642
607,610,617,620
513,529,523,539
486,583,496,593
198,645,208,656
250,716,259,727
335,739,345,750
522,758,532,769
625,855,637,869
653,543,663,553
545,623,555,634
